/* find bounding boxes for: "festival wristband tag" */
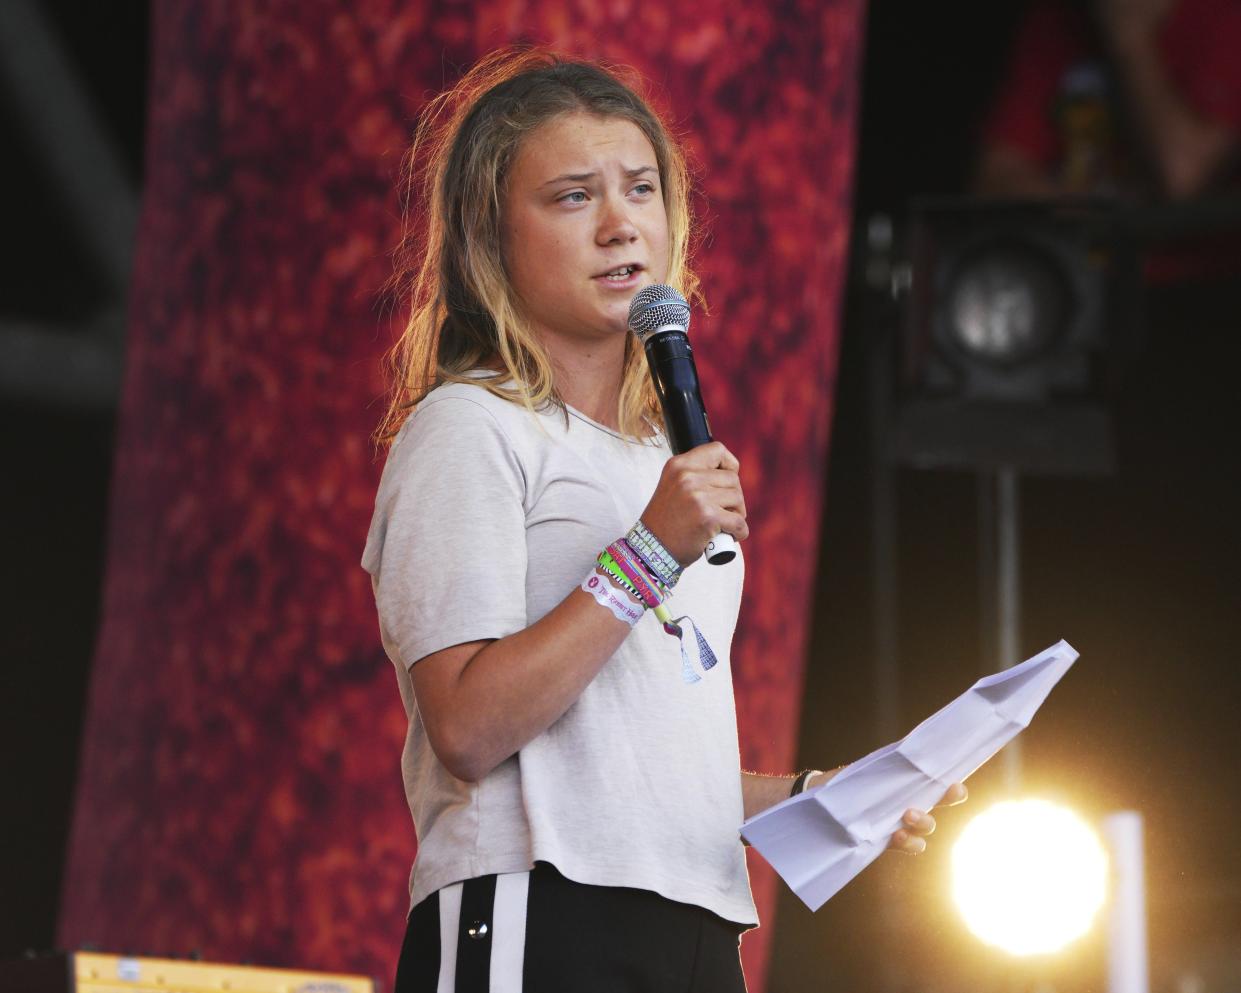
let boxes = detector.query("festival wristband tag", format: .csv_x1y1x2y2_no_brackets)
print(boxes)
581,569,644,626
660,614,719,684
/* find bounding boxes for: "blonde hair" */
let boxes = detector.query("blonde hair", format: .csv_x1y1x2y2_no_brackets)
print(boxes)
376,48,699,445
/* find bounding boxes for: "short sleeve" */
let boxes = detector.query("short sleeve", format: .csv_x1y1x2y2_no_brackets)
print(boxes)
362,395,529,668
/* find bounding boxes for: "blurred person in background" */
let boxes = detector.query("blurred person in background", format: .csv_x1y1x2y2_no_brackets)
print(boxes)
976,0,1241,201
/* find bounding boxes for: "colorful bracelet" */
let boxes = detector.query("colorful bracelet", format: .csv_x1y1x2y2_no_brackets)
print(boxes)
606,542,684,643
625,539,676,590
585,533,719,685
627,522,681,585
626,521,682,588
596,551,645,601
612,538,671,595
604,542,666,607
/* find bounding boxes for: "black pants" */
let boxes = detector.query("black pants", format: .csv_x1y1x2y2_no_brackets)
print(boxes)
394,862,749,993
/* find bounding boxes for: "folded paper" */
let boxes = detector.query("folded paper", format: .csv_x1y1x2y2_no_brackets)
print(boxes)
740,640,1079,911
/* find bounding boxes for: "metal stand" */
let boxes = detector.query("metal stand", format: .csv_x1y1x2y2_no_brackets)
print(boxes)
869,321,901,743
979,466,1023,792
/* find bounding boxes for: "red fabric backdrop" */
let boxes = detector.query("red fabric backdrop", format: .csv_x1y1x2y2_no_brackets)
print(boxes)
58,2,862,988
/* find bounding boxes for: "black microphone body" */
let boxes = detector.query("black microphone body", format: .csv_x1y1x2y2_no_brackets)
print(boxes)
644,329,713,455
628,284,736,564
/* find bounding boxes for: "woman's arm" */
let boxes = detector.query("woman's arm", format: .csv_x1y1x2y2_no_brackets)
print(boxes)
411,441,749,783
739,770,809,820
411,591,630,782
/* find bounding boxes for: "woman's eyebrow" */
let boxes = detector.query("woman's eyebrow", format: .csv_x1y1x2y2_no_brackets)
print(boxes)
539,165,657,188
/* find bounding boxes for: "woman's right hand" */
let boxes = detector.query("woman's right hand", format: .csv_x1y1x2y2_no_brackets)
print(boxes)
639,442,749,567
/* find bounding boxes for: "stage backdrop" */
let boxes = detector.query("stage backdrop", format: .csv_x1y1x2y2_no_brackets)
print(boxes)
59,2,862,988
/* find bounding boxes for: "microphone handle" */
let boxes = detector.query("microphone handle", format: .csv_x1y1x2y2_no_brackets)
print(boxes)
643,329,737,565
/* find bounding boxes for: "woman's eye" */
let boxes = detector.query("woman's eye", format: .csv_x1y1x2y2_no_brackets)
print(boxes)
632,182,657,196
559,191,588,204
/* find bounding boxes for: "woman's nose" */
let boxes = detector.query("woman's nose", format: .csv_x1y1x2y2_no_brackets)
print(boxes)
596,195,639,245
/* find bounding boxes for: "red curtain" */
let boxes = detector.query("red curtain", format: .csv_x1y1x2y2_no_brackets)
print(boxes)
58,2,863,988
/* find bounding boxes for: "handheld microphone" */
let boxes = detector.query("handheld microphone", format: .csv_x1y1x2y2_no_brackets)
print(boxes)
627,284,737,566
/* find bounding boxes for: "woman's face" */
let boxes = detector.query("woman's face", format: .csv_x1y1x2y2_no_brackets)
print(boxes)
501,111,670,351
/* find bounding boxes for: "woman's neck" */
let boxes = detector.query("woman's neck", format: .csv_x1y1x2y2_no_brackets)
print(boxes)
545,336,627,429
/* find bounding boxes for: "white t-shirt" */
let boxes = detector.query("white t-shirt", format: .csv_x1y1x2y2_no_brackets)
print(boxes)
361,379,757,926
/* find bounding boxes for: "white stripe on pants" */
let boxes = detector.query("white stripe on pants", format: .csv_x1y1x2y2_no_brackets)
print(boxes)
489,871,530,992
437,871,530,992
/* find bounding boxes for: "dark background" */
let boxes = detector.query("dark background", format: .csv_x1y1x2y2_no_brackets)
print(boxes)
771,4,1241,992
4,2,1238,991
1,0,148,959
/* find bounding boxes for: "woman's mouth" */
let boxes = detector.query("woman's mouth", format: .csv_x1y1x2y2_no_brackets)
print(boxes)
596,264,643,286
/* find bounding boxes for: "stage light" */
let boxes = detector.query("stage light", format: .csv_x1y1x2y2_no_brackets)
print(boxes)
945,243,1069,366
951,798,1108,956
883,198,1137,475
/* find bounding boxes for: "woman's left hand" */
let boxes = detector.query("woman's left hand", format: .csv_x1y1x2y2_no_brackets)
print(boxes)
887,782,968,855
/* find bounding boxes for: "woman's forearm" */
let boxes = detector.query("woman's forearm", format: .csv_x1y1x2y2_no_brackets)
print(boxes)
412,588,632,782
740,768,838,820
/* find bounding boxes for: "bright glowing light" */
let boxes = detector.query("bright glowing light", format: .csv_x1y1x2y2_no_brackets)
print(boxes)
952,799,1108,956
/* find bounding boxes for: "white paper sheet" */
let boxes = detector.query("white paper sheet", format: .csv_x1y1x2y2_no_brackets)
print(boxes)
740,639,1079,911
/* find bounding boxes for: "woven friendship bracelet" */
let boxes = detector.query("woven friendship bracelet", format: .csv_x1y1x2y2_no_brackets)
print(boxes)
626,531,677,581
627,521,681,587
627,523,681,583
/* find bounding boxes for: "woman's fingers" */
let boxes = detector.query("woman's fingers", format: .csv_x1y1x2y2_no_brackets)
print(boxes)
903,808,936,835
889,829,928,855
704,470,746,516
718,509,750,542
680,441,739,472
708,442,740,472
888,810,934,854
684,466,746,528
889,783,968,855
643,445,749,563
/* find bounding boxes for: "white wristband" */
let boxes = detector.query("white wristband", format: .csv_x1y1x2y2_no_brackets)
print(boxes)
581,568,644,626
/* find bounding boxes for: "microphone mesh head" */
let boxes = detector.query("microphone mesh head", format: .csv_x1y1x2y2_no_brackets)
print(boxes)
627,284,690,340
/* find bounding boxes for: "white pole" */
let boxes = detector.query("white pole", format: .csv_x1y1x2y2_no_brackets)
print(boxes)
1103,811,1150,993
